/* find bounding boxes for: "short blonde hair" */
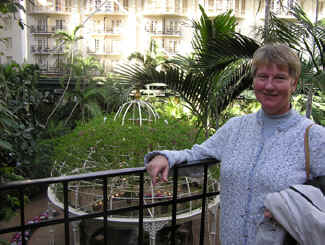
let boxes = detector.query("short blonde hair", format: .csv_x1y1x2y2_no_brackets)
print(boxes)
251,43,301,80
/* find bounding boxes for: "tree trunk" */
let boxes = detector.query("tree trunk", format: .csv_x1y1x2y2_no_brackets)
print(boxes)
305,0,319,119
264,0,271,42
306,88,313,119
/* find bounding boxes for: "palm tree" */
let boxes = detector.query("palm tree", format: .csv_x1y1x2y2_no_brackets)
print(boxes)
256,0,287,42
63,55,105,124
265,4,325,118
46,25,84,125
52,24,84,64
119,39,168,99
116,6,260,135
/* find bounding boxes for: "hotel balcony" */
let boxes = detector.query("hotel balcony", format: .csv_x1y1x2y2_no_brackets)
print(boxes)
30,25,67,34
144,27,182,37
27,4,72,15
87,47,121,56
164,47,180,55
85,4,128,15
31,45,65,55
204,6,246,18
38,65,65,75
88,27,122,36
143,7,187,16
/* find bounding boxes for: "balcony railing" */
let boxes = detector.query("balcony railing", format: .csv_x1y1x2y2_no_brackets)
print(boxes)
204,6,245,17
145,27,182,36
143,7,186,15
90,28,122,35
87,47,121,55
31,46,65,54
0,159,219,245
28,5,72,14
164,47,180,55
30,25,67,34
86,4,128,15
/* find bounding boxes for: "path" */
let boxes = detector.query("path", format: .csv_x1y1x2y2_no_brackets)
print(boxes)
0,192,71,245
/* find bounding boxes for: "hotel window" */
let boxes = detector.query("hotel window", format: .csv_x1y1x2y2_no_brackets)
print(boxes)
65,0,71,11
95,39,100,51
235,0,245,15
36,38,48,50
111,40,120,53
56,19,64,31
318,0,324,15
208,0,215,10
36,56,48,69
55,0,62,11
175,0,181,10
5,38,12,49
123,0,128,10
3,16,12,31
6,56,13,64
104,1,113,12
95,0,101,9
37,16,48,32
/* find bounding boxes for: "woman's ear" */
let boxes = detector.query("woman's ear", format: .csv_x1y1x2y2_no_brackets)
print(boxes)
291,79,298,93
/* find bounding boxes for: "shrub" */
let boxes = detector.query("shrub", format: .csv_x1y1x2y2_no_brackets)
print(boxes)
50,114,206,175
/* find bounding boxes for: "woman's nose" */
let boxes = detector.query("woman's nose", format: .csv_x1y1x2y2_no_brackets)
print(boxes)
264,79,275,90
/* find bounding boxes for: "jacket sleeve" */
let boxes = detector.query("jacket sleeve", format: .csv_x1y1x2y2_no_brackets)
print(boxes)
144,116,242,168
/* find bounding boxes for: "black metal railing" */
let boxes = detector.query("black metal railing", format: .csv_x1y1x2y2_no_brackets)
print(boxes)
0,158,219,245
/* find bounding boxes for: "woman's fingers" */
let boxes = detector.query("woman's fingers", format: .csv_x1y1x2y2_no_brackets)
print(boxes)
146,155,169,185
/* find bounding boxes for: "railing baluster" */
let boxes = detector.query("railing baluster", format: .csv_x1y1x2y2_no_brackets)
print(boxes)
200,164,208,245
103,177,108,245
171,166,178,245
19,188,26,245
63,182,70,245
138,172,144,245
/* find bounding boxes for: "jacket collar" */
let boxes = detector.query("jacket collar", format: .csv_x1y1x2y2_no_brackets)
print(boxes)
256,108,301,132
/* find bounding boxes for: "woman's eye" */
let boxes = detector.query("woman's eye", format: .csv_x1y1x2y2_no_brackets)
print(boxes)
257,75,267,80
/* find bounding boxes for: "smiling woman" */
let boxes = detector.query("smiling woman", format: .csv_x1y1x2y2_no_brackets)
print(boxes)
144,43,325,245
252,43,301,116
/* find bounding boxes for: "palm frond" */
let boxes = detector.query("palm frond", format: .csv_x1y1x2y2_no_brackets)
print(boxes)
194,33,259,74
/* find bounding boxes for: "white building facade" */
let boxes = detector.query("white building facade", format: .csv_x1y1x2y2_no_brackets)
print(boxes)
0,0,324,74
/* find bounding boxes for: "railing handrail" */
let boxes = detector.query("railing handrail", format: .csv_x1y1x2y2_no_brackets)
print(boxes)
0,158,217,191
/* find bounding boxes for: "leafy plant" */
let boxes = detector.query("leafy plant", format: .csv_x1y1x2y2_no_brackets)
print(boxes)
0,62,47,220
115,6,260,136
50,114,207,176
263,4,325,117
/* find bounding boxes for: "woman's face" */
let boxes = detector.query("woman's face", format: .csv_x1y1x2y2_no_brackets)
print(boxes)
253,63,298,115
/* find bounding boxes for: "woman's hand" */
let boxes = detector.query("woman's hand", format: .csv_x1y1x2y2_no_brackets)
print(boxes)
146,155,169,185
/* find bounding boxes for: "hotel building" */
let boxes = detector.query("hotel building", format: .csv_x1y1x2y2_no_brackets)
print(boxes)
0,0,323,75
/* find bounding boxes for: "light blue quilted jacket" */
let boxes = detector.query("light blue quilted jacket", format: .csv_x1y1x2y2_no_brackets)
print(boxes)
144,109,325,245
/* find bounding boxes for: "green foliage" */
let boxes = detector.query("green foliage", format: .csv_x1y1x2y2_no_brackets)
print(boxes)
0,62,49,220
50,115,206,176
0,0,25,30
52,24,83,63
60,55,105,123
264,4,325,117
292,94,325,126
116,7,260,135
0,63,44,168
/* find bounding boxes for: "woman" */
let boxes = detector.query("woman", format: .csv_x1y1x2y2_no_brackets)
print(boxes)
144,43,325,245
